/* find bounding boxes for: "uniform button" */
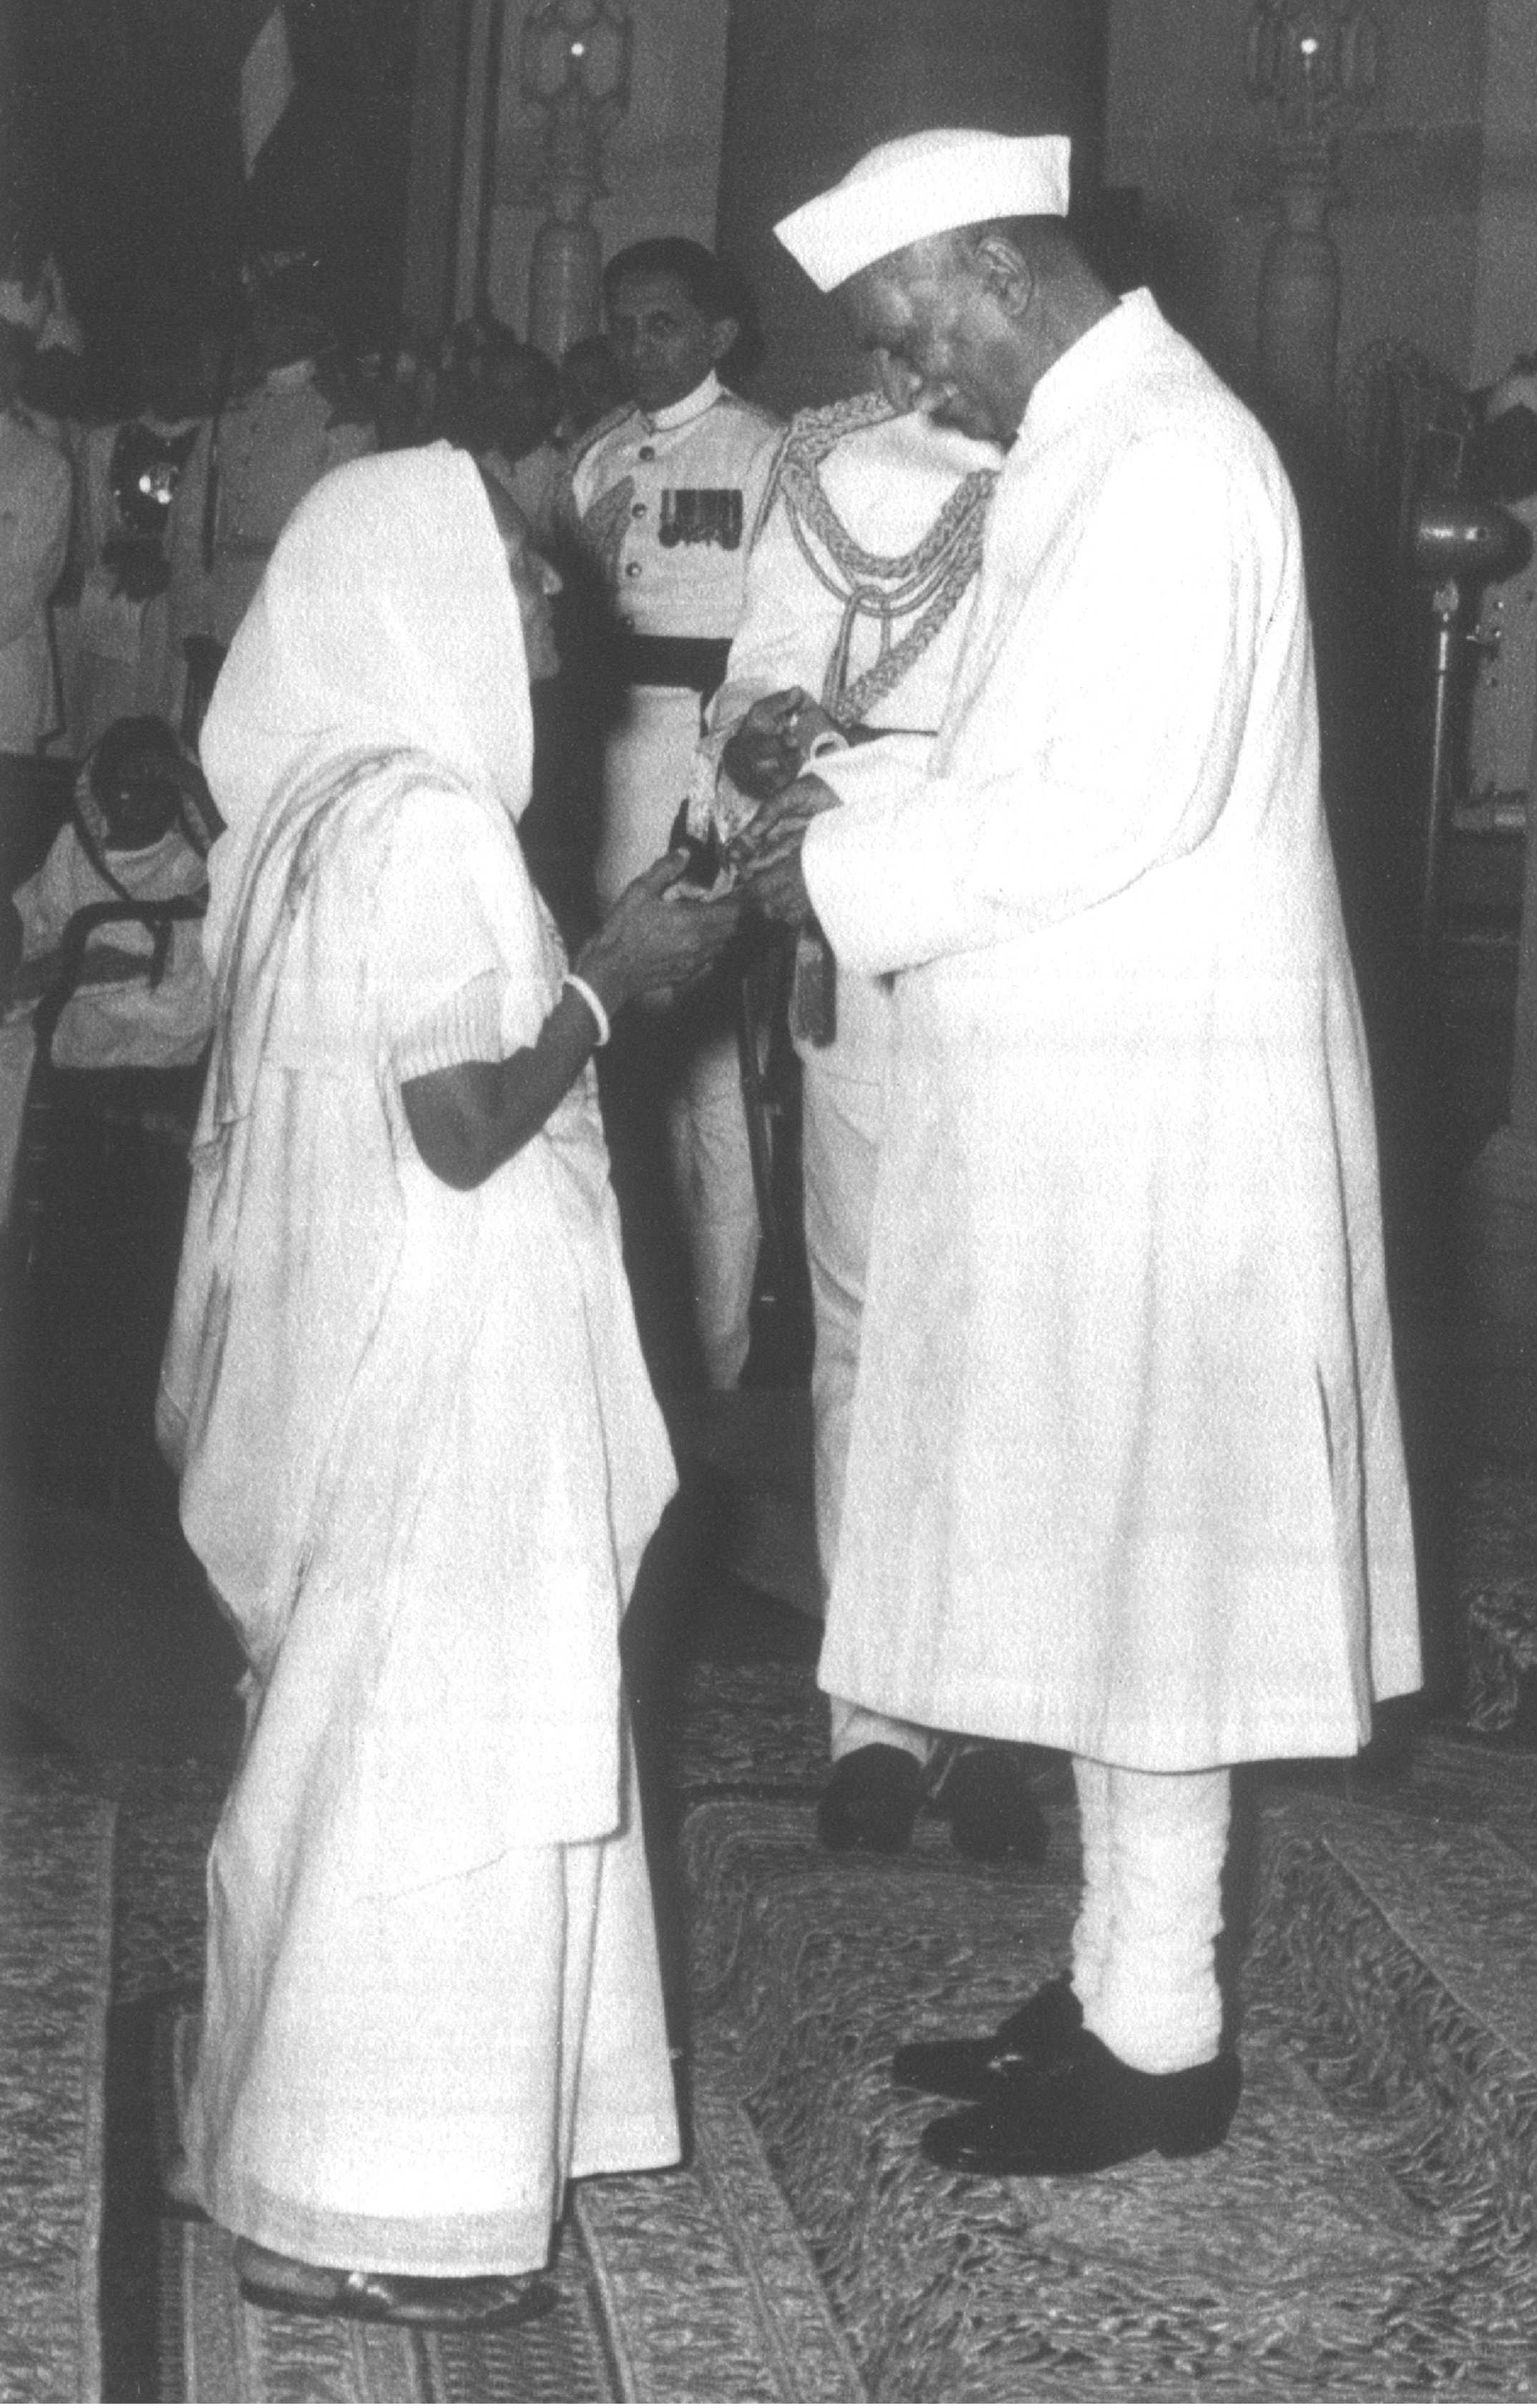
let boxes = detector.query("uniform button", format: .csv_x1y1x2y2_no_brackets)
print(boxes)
631,501,646,517
625,560,642,578
638,445,655,462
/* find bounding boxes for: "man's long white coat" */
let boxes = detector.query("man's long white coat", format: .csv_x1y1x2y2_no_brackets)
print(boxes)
804,292,1422,1768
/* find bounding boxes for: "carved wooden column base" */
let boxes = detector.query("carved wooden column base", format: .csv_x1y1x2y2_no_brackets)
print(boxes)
529,208,602,356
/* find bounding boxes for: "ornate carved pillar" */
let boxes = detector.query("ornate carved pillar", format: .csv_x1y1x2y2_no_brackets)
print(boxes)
517,0,633,359
1245,0,1380,433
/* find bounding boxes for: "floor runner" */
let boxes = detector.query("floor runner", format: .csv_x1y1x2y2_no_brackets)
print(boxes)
681,1793,1537,2400
107,1677,1537,2399
0,1758,114,2404
155,2007,862,2403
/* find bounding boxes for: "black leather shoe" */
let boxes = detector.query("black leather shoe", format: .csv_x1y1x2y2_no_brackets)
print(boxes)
919,2031,1241,2175
817,1744,924,1853
891,1970,1083,2097
938,1744,1049,1863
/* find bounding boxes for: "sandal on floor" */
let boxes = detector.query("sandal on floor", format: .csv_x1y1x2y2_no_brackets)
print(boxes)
234,2241,556,2329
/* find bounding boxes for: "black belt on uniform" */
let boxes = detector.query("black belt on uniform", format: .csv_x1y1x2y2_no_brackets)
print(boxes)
618,633,732,699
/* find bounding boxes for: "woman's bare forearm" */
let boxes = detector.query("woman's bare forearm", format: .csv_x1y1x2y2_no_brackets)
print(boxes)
401,983,605,1190
401,858,741,1190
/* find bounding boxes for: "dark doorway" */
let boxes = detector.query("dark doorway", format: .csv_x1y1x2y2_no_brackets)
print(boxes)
8,0,418,368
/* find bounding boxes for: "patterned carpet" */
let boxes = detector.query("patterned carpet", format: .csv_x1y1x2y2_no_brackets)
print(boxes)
92,1663,1537,2404
0,1758,114,2406
1456,1461,1537,1733
680,1775,1537,2401
153,1999,862,2404
110,1679,857,2404
11,1438,1536,2402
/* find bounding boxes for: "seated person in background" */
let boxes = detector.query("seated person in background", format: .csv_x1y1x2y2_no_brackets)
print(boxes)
0,713,217,1219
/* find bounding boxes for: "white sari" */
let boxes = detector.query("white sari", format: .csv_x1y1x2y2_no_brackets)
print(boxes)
160,444,679,2276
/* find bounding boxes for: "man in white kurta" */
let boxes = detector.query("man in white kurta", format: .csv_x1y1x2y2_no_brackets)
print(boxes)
738,130,1423,2179
698,396,1048,1857
158,448,699,2321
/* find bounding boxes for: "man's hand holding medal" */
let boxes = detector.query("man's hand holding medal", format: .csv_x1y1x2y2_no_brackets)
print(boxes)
721,686,844,926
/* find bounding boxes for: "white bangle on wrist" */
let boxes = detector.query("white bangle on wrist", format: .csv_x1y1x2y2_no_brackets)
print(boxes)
562,972,611,1048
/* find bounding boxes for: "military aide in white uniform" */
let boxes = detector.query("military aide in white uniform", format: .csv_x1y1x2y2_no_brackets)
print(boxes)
567,240,781,1387
736,131,1423,2182
697,396,1021,1841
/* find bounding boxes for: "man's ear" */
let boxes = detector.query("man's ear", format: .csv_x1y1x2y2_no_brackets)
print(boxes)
971,233,1034,323
707,315,740,366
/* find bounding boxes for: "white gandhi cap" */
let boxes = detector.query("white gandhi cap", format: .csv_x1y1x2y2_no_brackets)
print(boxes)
774,129,1071,295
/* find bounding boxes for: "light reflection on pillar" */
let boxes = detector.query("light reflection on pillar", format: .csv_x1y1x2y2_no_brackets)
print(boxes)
1245,0,1380,434
518,0,634,359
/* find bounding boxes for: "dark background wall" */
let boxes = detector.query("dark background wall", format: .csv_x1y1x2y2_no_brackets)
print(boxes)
9,0,252,341
6,0,416,360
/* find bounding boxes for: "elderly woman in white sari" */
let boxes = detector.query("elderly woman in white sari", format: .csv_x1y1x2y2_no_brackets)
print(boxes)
157,444,739,2328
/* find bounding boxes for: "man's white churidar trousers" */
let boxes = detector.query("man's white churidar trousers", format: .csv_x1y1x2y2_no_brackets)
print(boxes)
1070,1759,1231,2074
